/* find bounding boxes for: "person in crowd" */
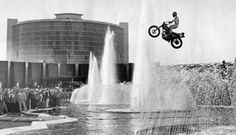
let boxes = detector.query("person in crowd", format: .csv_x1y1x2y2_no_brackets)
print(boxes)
1,85,67,113
0,89,8,115
4,89,12,112
17,89,27,112
35,88,41,109
220,60,227,79
11,88,19,112
28,89,34,110
43,88,50,108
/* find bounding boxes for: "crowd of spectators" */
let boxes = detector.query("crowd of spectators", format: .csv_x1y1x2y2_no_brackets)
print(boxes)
0,86,72,115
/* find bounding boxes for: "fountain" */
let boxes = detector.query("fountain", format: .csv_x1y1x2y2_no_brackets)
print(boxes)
87,52,101,103
130,39,154,110
70,27,131,109
69,24,199,134
70,25,196,113
70,52,99,104
68,24,235,134
98,27,122,105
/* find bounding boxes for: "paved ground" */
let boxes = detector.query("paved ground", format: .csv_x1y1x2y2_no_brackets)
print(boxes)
0,107,77,135
0,121,31,130
0,113,38,129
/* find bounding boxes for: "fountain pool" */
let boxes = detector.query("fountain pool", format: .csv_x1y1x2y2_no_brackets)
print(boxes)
15,105,235,135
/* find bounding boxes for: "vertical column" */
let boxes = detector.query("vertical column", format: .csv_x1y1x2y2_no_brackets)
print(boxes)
43,62,46,86
16,82,19,88
129,63,134,82
7,61,11,88
126,63,130,82
58,63,61,77
43,63,46,79
0,61,8,88
25,62,28,87
75,64,79,77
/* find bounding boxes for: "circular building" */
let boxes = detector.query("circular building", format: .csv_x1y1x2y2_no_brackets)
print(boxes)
7,13,129,64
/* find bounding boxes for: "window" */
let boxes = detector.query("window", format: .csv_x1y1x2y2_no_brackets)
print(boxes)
48,36,54,40
55,36,60,40
48,41,53,45
74,32,79,35
84,55,88,60
65,41,72,45
64,31,69,35
55,41,60,45
74,41,79,45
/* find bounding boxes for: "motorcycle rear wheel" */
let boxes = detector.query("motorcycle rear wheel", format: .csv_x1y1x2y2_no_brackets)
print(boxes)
148,25,160,38
171,38,183,49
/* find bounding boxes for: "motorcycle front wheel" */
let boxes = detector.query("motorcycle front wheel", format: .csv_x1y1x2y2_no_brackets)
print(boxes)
171,38,183,49
148,25,160,38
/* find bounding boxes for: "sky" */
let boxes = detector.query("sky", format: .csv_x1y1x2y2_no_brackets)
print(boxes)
0,0,236,65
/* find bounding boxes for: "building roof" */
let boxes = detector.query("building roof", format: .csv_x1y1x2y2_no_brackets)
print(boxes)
55,13,83,20
15,13,123,29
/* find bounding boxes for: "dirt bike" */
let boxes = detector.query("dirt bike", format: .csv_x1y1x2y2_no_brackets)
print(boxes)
148,22,185,49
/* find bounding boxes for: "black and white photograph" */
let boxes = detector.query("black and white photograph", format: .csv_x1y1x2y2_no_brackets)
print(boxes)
0,0,236,134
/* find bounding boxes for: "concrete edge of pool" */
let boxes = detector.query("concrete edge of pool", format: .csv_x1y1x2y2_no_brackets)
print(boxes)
0,109,78,135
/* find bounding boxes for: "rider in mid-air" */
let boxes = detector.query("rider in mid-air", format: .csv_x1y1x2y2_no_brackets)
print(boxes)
167,12,179,34
148,11,184,49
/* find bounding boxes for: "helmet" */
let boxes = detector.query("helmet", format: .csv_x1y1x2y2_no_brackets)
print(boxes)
172,12,177,17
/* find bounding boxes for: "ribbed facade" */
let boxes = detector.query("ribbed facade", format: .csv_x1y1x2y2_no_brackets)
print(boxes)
7,13,128,64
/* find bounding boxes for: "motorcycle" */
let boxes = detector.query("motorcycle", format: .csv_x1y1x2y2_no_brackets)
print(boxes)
148,22,185,49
